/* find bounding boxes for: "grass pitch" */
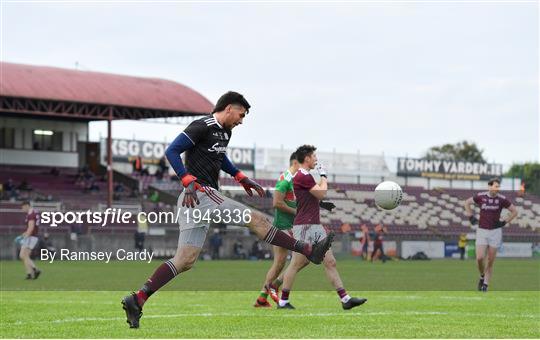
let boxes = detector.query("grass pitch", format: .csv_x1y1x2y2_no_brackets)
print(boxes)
1,259,539,338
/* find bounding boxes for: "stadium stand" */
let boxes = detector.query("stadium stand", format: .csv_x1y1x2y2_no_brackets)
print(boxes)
5,164,536,241
142,174,539,241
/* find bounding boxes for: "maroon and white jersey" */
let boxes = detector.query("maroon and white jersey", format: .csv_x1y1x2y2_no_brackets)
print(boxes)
473,192,511,230
374,232,384,246
293,168,320,225
25,210,40,236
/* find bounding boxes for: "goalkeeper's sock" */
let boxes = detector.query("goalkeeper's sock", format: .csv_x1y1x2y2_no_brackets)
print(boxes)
264,227,311,256
136,259,178,306
337,287,351,303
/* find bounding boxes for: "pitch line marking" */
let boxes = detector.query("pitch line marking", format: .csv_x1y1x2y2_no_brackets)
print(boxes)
5,311,538,326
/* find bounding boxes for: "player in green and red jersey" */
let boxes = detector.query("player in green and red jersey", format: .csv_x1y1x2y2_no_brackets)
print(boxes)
254,152,299,307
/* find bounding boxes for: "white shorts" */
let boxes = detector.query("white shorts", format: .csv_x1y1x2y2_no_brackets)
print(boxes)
177,186,253,248
21,236,39,250
292,224,328,245
475,227,502,248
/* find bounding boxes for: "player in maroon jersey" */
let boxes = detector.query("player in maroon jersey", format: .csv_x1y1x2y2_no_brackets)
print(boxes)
277,145,367,310
20,201,41,280
463,178,518,292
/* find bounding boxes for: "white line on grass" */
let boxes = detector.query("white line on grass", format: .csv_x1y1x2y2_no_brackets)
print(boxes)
6,311,538,326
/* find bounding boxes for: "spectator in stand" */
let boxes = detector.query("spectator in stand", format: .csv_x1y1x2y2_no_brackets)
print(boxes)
135,217,148,252
82,165,92,180
458,233,467,260
18,179,32,191
233,240,246,259
4,179,19,200
132,156,150,176
84,178,99,193
250,240,264,260
4,178,15,192
149,191,159,203
209,229,223,260
158,156,169,176
132,156,143,174
114,183,124,200
518,181,526,197
50,167,60,176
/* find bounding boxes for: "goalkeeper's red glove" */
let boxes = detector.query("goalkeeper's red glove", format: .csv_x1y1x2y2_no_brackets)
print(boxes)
234,171,265,197
180,173,201,208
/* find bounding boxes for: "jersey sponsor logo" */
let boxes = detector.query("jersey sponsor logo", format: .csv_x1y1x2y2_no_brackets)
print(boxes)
207,142,228,154
212,132,229,141
285,191,295,201
481,204,500,211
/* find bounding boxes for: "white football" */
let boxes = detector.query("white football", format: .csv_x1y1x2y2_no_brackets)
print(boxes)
374,181,403,210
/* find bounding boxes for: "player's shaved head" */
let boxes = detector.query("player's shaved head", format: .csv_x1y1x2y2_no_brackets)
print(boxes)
212,91,251,114
289,152,297,165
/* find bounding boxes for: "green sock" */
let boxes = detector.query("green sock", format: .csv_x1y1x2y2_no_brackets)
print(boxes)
259,290,269,300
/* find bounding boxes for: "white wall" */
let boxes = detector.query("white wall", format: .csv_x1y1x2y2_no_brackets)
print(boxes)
0,116,88,151
0,148,78,167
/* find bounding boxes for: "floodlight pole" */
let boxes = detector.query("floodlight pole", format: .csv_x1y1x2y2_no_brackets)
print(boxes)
107,107,113,208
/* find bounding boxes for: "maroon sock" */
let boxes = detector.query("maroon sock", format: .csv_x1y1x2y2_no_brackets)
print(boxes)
264,227,311,256
336,287,347,299
135,290,148,306
281,289,290,301
136,259,178,306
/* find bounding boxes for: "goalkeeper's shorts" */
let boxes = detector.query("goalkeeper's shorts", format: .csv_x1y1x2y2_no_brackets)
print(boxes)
176,186,253,248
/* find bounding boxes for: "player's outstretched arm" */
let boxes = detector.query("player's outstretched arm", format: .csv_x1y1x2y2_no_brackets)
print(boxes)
222,155,265,197
463,197,478,225
235,171,265,197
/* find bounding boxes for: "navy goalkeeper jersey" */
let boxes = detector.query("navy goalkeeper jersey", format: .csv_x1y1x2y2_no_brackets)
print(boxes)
181,115,232,190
